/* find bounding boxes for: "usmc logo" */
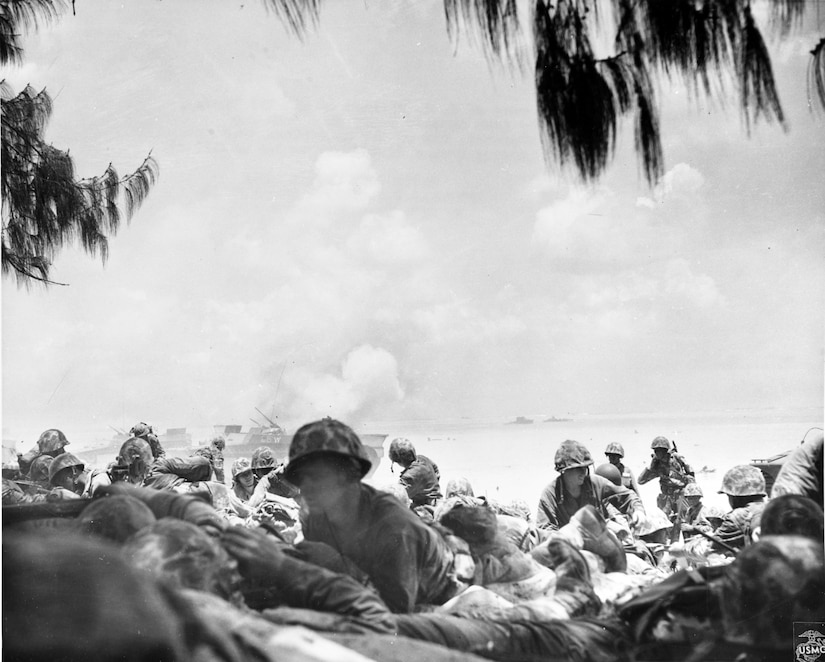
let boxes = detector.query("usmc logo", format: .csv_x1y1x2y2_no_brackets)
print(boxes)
796,628,825,662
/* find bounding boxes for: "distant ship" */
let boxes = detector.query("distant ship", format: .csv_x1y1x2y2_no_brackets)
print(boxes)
544,416,573,423
507,416,534,425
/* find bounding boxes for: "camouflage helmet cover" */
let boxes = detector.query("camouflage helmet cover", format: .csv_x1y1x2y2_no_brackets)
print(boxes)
250,446,276,470
28,455,54,482
118,437,153,468
37,429,69,453
636,508,673,536
231,457,252,478
604,442,625,457
129,422,153,438
49,452,85,486
210,436,226,450
284,419,372,483
683,482,704,497
650,436,673,451
719,464,767,497
554,440,594,473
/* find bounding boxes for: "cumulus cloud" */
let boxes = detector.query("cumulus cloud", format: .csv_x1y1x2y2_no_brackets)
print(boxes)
663,258,725,308
532,187,635,264
647,162,705,205
291,149,381,225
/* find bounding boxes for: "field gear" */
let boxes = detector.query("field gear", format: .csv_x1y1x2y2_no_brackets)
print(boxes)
554,440,593,473
389,438,417,466
650,436,673,451
683,482,703,497
36,429,69,454
284,419,372,483
718,465,767,497
594,463,622,486
231,458,252,478
28,455,54,483
48,453,85,486
604,442,624,457
251,447,276,470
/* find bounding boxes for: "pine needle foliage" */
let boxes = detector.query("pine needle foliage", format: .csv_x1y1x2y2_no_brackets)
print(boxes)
1,84,159,286
258,0,822,185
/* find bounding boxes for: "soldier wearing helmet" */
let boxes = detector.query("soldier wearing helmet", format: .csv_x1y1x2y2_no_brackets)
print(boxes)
247,446,299,508
129,422,165,460
16,429,69,476
536,440,646,533
677,465,767,559
285,418,456,613
638,436,695,520
113,437,155,486
604,442,640,494
209,436,226,484
678,482,714,539
388,438,442,511
48,452,86,496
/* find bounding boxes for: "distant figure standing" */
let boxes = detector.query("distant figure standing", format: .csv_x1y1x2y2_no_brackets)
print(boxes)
130,422,165,460
388,438,442,509
209,436,226,484
638,436,695,518
604,442,640,494
17,429,70,476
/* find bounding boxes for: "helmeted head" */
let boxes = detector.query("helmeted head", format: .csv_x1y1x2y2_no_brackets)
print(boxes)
594,462,622,486
554,440,593,473
48,452,85,490
604,442,624,459
719,464,767,498
759,494,824,541
232,457,252,479
636,507,672,543
116,437,154,484
650,436,673,452
388,438,417,467
284,418,371,485
122,519,243,607
74,495,156,543
703,504,728,527
28,455,54,483
445,477,475,498
36,429,69,455
683,482,704,498
129,422,153,439
210,436,226,451
251,446,275,470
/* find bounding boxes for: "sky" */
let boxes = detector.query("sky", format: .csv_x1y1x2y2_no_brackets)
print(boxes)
2,0,823,445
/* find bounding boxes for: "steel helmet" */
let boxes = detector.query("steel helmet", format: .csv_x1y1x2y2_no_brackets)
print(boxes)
388,438,417,466
683,482,704,497
28,455,54,482
48,452,85,486
231,457,252,478
650,436,673,451
636,508,672,536
554,440,594,473
604,442,625,457
703,505,728,521
36,429,69,454
718,465,767,497
130,422,153,438
284,419,372,483
118,437,153,468
210,436,226,451
594,462,622,486
251,447,276,470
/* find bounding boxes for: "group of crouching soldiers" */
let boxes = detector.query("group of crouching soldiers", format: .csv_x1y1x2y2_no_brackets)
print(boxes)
2,420,823,662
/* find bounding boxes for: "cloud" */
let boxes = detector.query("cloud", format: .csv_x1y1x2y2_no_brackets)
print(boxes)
290,149,381,226
663,258,725,308
348,210,431,264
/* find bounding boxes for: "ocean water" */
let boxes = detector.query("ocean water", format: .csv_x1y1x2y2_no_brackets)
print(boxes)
364,408,823,513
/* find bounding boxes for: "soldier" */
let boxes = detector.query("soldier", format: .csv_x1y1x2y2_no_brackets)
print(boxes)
130,422,165,459
637,436,695,518
536,439,646,533
209,436,226,484
678,482,714,539
388,438,442,511
17,429,69,475
604,442,640,494
247,446,299,508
